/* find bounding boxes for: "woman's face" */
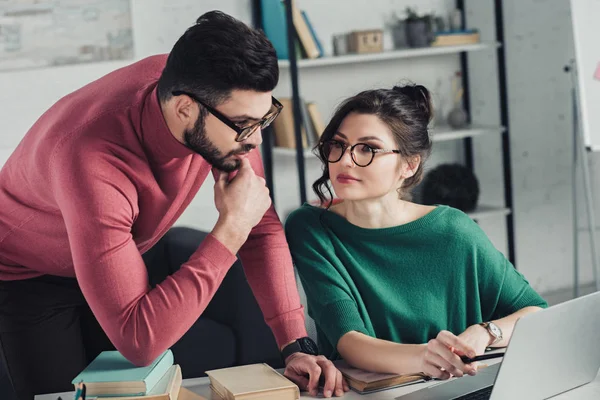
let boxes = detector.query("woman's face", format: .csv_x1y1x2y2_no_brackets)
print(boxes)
326,112,417,202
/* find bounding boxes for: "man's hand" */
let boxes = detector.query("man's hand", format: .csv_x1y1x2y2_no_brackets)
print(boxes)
283,353,349,398
212,158,271,253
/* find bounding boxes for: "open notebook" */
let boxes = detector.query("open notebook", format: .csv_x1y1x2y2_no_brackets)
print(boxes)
333,360,429,394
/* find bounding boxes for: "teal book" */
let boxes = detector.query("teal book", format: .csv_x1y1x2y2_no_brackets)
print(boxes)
301,11,323,57
261,0,289,59
71,349,174,397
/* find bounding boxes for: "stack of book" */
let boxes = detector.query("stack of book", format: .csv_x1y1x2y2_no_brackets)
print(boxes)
431,29,480,47
206,363,299,400
71,350,202,400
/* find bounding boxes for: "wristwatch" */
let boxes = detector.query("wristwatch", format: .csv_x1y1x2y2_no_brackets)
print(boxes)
479,321,503,346
281,337,319,360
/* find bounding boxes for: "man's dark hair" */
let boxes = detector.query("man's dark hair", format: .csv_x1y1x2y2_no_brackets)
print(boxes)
157,11,279,106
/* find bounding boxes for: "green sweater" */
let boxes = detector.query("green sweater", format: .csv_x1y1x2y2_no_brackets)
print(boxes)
285,204,547,359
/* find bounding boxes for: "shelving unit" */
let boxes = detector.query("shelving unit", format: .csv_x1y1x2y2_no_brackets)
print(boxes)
277,42,500,69
253,0,516,265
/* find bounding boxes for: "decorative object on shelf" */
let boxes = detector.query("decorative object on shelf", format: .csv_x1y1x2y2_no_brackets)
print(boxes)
432,16,446,33
405,7,434,48
447,71,468,129
348,30,384,54
449,8,464,31
420,164,480,212
333,33,349,56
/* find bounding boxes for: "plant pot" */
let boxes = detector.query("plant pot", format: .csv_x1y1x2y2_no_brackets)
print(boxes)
406,18,433,48
391,21,408,49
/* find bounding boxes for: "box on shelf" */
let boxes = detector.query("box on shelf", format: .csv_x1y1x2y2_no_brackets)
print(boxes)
348,30,384,53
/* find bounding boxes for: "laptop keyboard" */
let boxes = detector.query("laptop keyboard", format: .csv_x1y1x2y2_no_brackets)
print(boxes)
454,386,493,400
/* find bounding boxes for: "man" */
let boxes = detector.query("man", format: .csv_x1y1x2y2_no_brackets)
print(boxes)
0,11,347,399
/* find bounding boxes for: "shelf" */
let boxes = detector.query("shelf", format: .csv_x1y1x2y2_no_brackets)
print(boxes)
431,125,505,142
278,42,500,69
467,205,511,220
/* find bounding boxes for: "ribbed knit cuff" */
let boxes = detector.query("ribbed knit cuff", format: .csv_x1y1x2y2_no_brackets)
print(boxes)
319,299,369,348
191,233,239,270
266,306,308,348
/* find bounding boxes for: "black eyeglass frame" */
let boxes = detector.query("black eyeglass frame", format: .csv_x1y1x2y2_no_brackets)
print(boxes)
172,90,283,142
319,139,402,167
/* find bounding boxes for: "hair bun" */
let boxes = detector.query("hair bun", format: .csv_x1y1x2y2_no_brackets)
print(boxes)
392,84,433,123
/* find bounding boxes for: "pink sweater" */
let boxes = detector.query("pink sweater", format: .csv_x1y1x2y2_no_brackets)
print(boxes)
0,55,306,365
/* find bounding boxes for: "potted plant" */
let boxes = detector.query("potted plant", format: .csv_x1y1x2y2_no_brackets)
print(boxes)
404,7,434,48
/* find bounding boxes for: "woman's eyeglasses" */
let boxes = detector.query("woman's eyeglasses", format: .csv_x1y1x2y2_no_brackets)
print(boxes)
319,139,401,167
172,90,283,142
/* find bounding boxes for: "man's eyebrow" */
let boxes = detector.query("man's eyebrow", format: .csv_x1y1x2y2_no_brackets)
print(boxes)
230,114,261,122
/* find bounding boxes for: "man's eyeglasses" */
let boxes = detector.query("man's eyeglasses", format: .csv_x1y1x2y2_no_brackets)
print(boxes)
319,139,401,167
172,90,283,142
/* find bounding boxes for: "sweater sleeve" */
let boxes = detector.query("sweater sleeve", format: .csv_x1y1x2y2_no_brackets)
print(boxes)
465,218,548,320
236,149,307,348
50,140,238,366
285,208,369,356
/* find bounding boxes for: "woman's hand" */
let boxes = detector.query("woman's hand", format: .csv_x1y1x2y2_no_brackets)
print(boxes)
457,324,492,357
418,330,478,380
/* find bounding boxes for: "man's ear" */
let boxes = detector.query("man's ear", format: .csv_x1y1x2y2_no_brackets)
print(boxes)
403,155,421,179
172,95,196,123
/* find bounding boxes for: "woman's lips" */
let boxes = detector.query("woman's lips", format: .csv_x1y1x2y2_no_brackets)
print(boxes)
336,174,360,184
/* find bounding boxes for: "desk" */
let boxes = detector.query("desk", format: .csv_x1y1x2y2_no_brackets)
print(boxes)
35,363,600,400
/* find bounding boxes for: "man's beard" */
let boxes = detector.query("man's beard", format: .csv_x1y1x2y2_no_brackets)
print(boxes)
184,116,255,172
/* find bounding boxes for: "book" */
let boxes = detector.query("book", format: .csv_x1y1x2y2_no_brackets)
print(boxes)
301,11,324,57
306,102,325,139
333,360,428,394
299,98,316,148
290,0,320,59
71,350,174,397
206,363,299,400
177,388,207,400
272,98,308,149
261,0,289,59
432,30,480,47
100,365,182,400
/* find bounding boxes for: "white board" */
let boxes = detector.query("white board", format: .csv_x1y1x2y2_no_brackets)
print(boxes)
570,0,600,151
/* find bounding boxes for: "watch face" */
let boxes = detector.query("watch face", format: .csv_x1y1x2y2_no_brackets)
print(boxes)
300,337,318,355
489,322,502,337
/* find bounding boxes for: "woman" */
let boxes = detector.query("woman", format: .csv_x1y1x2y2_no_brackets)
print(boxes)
284,85,547,380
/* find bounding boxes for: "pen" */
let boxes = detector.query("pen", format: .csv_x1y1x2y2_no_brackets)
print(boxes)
460,353,505,364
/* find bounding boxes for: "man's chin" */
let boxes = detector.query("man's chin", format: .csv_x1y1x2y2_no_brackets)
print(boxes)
213,158,241,173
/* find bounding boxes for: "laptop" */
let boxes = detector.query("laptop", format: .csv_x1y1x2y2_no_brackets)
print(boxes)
396,291,600,400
